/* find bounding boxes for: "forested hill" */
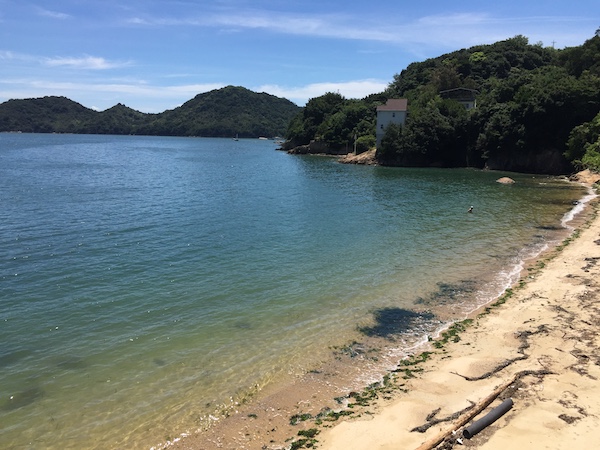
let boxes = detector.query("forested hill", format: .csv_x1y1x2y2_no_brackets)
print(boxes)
0,86,301,138
284,33,600,174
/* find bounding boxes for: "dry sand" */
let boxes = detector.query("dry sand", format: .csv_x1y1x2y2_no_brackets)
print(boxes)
171,173,600,450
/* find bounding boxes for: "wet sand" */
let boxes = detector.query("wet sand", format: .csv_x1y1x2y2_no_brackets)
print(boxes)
169,174,599,450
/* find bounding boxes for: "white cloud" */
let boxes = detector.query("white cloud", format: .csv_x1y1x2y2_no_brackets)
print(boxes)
0,75,388,112
44,56,132,70
416,12,489,27
124,9,595,50
37,8,71,20
0,50,36,62
0,50,14,60
0,78,227,112
24,80,224,97
1,51,131,70
256,79,389,105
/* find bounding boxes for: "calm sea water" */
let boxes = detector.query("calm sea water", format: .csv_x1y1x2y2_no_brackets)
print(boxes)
0,133,591,449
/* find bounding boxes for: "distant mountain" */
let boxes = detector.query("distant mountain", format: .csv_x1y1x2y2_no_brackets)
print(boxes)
138,86,300,138
84,103,152,135
0,86,301,138
0,96,96,133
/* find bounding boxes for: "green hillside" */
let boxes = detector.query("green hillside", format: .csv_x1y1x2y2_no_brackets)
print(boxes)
0,86,300,138
285,33,600,174
138,86,299,138
0,96,96,133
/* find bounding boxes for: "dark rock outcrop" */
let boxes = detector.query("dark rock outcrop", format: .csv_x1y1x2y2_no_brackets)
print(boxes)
286,140,348,156
484,149,571,175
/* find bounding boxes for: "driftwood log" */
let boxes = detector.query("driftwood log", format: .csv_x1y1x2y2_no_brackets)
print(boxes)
414,370,552,450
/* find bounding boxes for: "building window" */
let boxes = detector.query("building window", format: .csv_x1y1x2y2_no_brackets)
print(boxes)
392,112,395,117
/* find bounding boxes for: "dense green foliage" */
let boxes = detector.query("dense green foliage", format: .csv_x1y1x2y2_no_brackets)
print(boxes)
0,86,300,138
0,96,97,133
284,92,384,154
567,111,600,172
137,86,299,137
285,34,600,174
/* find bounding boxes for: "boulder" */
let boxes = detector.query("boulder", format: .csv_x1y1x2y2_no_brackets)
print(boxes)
496,177,515,184
338,149,377,165
569,169,600,186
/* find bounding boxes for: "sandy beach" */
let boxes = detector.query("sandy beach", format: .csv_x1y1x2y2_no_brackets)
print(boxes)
171,173,599,450
317,184,600,449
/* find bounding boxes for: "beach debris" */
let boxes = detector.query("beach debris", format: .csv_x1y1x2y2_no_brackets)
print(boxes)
462,398,514,439
411,403,475,433
414,370,548,450
450,324,552,382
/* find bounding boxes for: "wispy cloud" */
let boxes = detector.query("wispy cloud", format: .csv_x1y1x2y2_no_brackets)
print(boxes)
23,80,224,97
0,75,387,111
256,79,389,105
125,9,594,49
0,78,227,112
0,50,37,62
126,10,382,40
36,8,71,20
1,51,131,70
0,50,15,60
44,55,132,70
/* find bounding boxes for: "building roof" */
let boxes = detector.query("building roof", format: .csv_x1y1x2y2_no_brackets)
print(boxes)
376,98,408,112
439,87,479,94
439,88,478,101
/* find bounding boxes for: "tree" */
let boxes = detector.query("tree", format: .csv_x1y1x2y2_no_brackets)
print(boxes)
320,101,374,151
567,112,600,171
377,122,403,164
285,92,346,145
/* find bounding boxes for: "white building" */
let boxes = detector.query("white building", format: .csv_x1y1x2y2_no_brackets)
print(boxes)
376,99,408,148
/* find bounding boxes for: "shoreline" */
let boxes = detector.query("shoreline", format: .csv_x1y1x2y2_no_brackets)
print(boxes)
317,187,600,449
168,176,599,450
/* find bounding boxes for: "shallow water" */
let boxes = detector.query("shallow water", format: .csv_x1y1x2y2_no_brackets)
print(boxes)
0,133,589,449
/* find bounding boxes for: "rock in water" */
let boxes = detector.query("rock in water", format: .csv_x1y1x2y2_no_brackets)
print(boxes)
496,177,515,184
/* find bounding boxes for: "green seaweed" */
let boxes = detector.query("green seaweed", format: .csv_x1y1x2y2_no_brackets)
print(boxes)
290,413,313,425
290,437,319,449
290,429,320,449
434,319,474,348
298,428,319,438
399,351,433,367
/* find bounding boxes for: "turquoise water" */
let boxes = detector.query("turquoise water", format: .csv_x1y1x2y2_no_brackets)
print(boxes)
0,134,590,449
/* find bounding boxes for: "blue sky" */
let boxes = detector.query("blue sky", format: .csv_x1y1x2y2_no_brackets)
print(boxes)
1,1,598,113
